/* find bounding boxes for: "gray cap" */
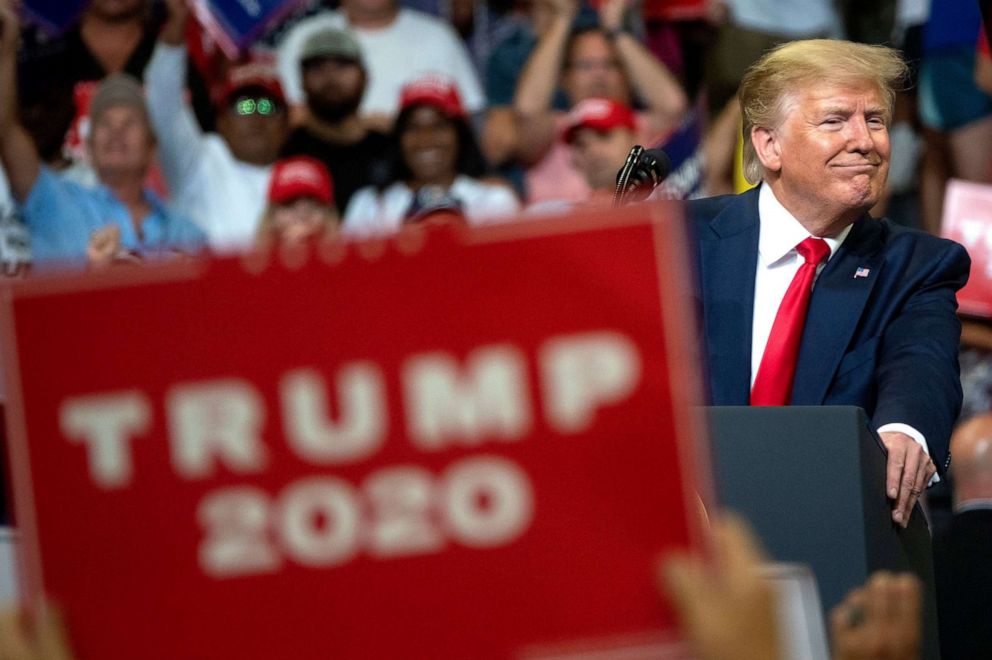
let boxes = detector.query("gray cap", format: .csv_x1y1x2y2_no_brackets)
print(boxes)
300,28,364,67
89,73,150,129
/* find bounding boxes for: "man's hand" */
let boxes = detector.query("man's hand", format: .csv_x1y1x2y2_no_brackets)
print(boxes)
829,571,922,660
659,515,781,660
598,0,630,34
878,431,935,528
87,224,122,268
0,605,75,660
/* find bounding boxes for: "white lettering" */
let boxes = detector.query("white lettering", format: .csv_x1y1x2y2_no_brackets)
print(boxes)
198,487,279,577
281,366,387,464
404,346,531,449
540,332,641,434
443,457,533,547
279,478,361,567
59,392,151,489
167,380,267,479
365,467,443,557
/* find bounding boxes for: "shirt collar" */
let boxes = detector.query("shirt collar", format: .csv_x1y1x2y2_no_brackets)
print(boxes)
757,183,853,267
94,183,168,217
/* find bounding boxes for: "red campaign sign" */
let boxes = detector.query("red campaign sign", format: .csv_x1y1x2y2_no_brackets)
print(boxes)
2,205,712,660
942,179,992,318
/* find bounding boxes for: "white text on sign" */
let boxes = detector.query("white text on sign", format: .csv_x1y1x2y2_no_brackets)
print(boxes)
56,330,642,577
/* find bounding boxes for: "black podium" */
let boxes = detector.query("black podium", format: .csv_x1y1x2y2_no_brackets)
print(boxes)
706,406,939,660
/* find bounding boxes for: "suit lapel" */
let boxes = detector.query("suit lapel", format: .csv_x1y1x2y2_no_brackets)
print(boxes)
791,215,884,405
700,188,760,405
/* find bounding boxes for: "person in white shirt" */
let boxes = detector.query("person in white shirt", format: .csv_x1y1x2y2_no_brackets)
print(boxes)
276,0,485,131
344,75,518,235
144,0,289,253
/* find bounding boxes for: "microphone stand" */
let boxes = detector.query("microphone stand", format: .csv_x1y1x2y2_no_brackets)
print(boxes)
612,145,645,208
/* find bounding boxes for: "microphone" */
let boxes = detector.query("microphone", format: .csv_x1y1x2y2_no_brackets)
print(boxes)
612,146,671,207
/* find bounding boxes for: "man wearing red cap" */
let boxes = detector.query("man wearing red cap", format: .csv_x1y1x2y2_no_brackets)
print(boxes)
512,0,687,204
144,0,290,253
562,97,639,200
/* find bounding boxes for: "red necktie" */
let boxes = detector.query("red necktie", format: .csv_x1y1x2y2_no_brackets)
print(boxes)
751,237,831,406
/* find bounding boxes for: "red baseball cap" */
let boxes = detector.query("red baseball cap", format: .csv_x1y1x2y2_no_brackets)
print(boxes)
268,156,334,205
399,74,466,119
222,61,286,107
562,98,637,144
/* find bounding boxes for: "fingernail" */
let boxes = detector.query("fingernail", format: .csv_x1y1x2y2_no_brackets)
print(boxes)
894,511,902,522
889,488,897,497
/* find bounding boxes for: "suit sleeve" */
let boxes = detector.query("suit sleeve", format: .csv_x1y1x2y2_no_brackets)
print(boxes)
871,240,970,475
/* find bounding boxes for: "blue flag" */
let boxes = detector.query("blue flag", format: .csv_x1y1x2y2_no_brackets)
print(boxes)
193,0,307,57
22,0,88,37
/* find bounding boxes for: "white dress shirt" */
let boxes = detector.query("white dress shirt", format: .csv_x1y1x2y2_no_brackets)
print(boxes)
752,185,934,474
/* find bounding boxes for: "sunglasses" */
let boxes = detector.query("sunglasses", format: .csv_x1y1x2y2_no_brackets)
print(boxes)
231,96,283,117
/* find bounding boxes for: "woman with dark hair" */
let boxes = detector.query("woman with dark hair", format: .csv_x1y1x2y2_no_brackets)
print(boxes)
343,75,519,235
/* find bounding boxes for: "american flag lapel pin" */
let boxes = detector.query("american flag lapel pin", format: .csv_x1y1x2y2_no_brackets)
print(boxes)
854,267,871,279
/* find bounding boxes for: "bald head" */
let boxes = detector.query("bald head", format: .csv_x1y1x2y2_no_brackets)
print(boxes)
950,414,992,505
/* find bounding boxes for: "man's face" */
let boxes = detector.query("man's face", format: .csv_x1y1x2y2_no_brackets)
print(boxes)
302,58,365,123
272,197,336,245
88,105,155,179
218,90,288,166
761,82,891,230
561,32,628,105
400,106,459,185
570,126,635,191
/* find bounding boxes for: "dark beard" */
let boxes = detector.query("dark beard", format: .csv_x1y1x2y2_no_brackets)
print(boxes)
308,94,363,124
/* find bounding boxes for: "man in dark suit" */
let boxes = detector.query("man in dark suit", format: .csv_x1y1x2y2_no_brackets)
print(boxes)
934,414,992,660
687,39,970,528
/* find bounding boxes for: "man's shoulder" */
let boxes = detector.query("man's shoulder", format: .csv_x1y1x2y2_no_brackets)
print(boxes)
683,189,759,238
870,217,969,263
685,191,742,218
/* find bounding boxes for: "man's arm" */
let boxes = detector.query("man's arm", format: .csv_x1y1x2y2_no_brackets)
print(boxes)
144,0,207,196
598,0,687,133
873,239,970,526
512,0,576,165
0,0,41,203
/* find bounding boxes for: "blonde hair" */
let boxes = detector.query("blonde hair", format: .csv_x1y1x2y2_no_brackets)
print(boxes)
739,39,908,184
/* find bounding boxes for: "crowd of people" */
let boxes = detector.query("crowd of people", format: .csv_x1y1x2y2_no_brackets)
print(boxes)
0,0,991,658
0,0,986,269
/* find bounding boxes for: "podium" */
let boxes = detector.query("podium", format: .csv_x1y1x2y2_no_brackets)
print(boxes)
707,406,939,660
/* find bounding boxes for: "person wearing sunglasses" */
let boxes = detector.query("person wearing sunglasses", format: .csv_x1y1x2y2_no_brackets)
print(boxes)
144,0,290,254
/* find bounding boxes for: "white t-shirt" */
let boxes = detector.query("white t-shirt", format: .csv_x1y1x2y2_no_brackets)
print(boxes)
343,176,519,236
725,0,841,37
145,44,271,252
277,9,486,116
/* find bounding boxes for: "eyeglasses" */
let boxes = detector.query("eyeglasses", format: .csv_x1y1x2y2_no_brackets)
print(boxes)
231,96,283,117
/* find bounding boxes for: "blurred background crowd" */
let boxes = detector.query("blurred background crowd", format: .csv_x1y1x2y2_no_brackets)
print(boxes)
0,0,989,265
0,0,991,656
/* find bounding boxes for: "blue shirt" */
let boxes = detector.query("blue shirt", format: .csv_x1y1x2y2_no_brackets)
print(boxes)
22,167,207,267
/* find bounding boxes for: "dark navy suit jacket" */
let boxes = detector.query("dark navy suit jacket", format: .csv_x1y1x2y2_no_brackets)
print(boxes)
686,187,970,473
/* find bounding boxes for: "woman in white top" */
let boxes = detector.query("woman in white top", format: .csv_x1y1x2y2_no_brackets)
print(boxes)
343,75,519,236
